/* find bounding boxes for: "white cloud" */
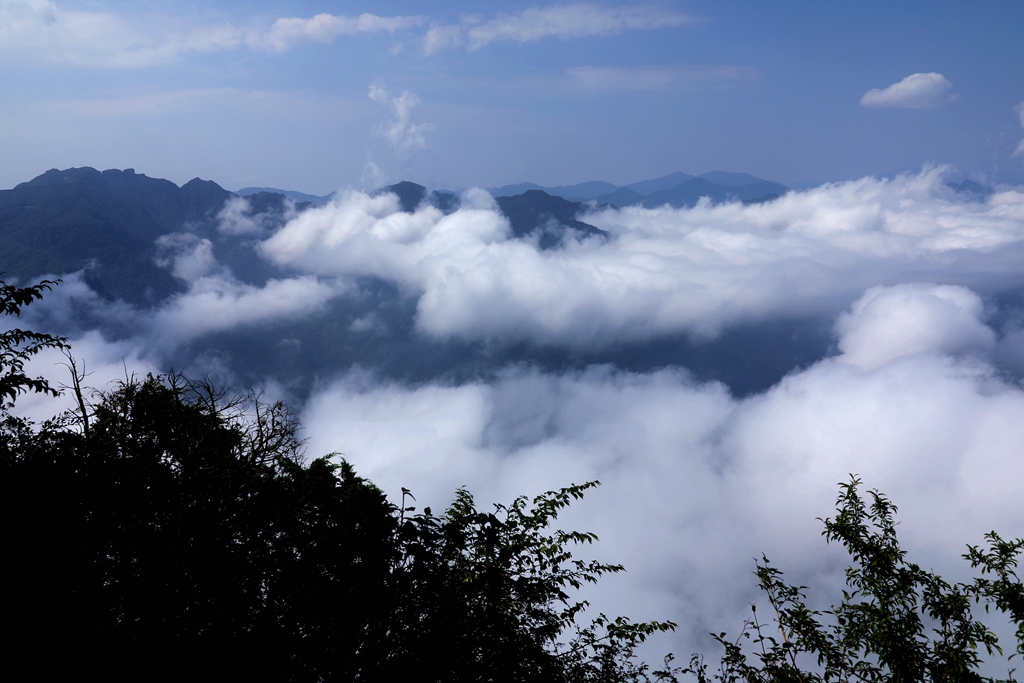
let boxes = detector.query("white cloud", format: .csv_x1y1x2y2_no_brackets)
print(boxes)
835,284,995,370
261,168,1024,347
564,65,757,90
0,0,421,66
298,290,1024,658
860,72,959,109
368,86,434,157
5,266,350,365
423,23,464,54
150,275,343,343
156,233,220,281
216,195,294,236
423,4,693,55
8,330,160,423
249,12,423,52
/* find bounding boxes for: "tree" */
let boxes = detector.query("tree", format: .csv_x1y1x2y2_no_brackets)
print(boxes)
2,373,398,680
0,278,67,404
375,482,680,682
685,477,1024,683
0,282,681,681
1,374,679,682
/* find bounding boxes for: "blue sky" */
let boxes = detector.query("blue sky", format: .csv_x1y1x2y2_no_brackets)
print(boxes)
2,0,1022,194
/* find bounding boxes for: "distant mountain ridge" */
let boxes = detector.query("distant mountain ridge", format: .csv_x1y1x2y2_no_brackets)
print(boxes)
0,169,610,303
0,166,789,307
0,167,233,304
237,187,334,204
0,167,320,304
0,166,840,397
489,170,789,208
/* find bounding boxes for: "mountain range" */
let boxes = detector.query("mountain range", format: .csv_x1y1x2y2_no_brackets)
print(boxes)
238,170,791,210
0,166,832,396
486,170,789,208
0,165,793,304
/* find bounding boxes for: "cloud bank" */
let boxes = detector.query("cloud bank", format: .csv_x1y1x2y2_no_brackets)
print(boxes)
261,168,1024,347
298,283,1024,657
10,167,1024,665
860,72,959,109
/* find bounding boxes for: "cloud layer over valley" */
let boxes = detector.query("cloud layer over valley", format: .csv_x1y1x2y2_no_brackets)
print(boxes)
261,167,1024,346
9,167,1024,663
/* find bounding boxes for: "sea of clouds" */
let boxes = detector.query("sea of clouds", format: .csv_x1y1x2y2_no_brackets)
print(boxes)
9,166,1024,662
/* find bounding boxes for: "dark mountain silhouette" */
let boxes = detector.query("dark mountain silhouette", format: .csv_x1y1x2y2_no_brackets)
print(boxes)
0,167,233,304
0,167,334,303
489,181,618,201
237,186,333,204
494,190,607,249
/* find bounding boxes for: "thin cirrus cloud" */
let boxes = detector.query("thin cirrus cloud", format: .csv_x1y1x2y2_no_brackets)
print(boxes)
423,4,694,55
251,13,424,53
0,0,422,67
564,65,758,90
1015,102,1024,157
860,72,959,109
2,0,691,66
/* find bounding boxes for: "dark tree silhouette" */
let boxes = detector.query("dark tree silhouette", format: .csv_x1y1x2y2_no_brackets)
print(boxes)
1,284,679,682
684,478,1024,683
0,278,67,404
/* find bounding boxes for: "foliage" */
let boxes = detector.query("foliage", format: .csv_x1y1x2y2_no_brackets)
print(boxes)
382,483,680,682
684,477,1024,683
2,372,398,680
0,284,679,682
1,372,680,681
0,278,68,403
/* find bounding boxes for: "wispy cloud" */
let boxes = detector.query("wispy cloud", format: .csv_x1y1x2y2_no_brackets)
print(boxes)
249,13,423,53
423,4,694,55
152,275,343,342
369,86,433,157
860,72,959,109
565,65,757,90
0,0,422,67
1,1,691,65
